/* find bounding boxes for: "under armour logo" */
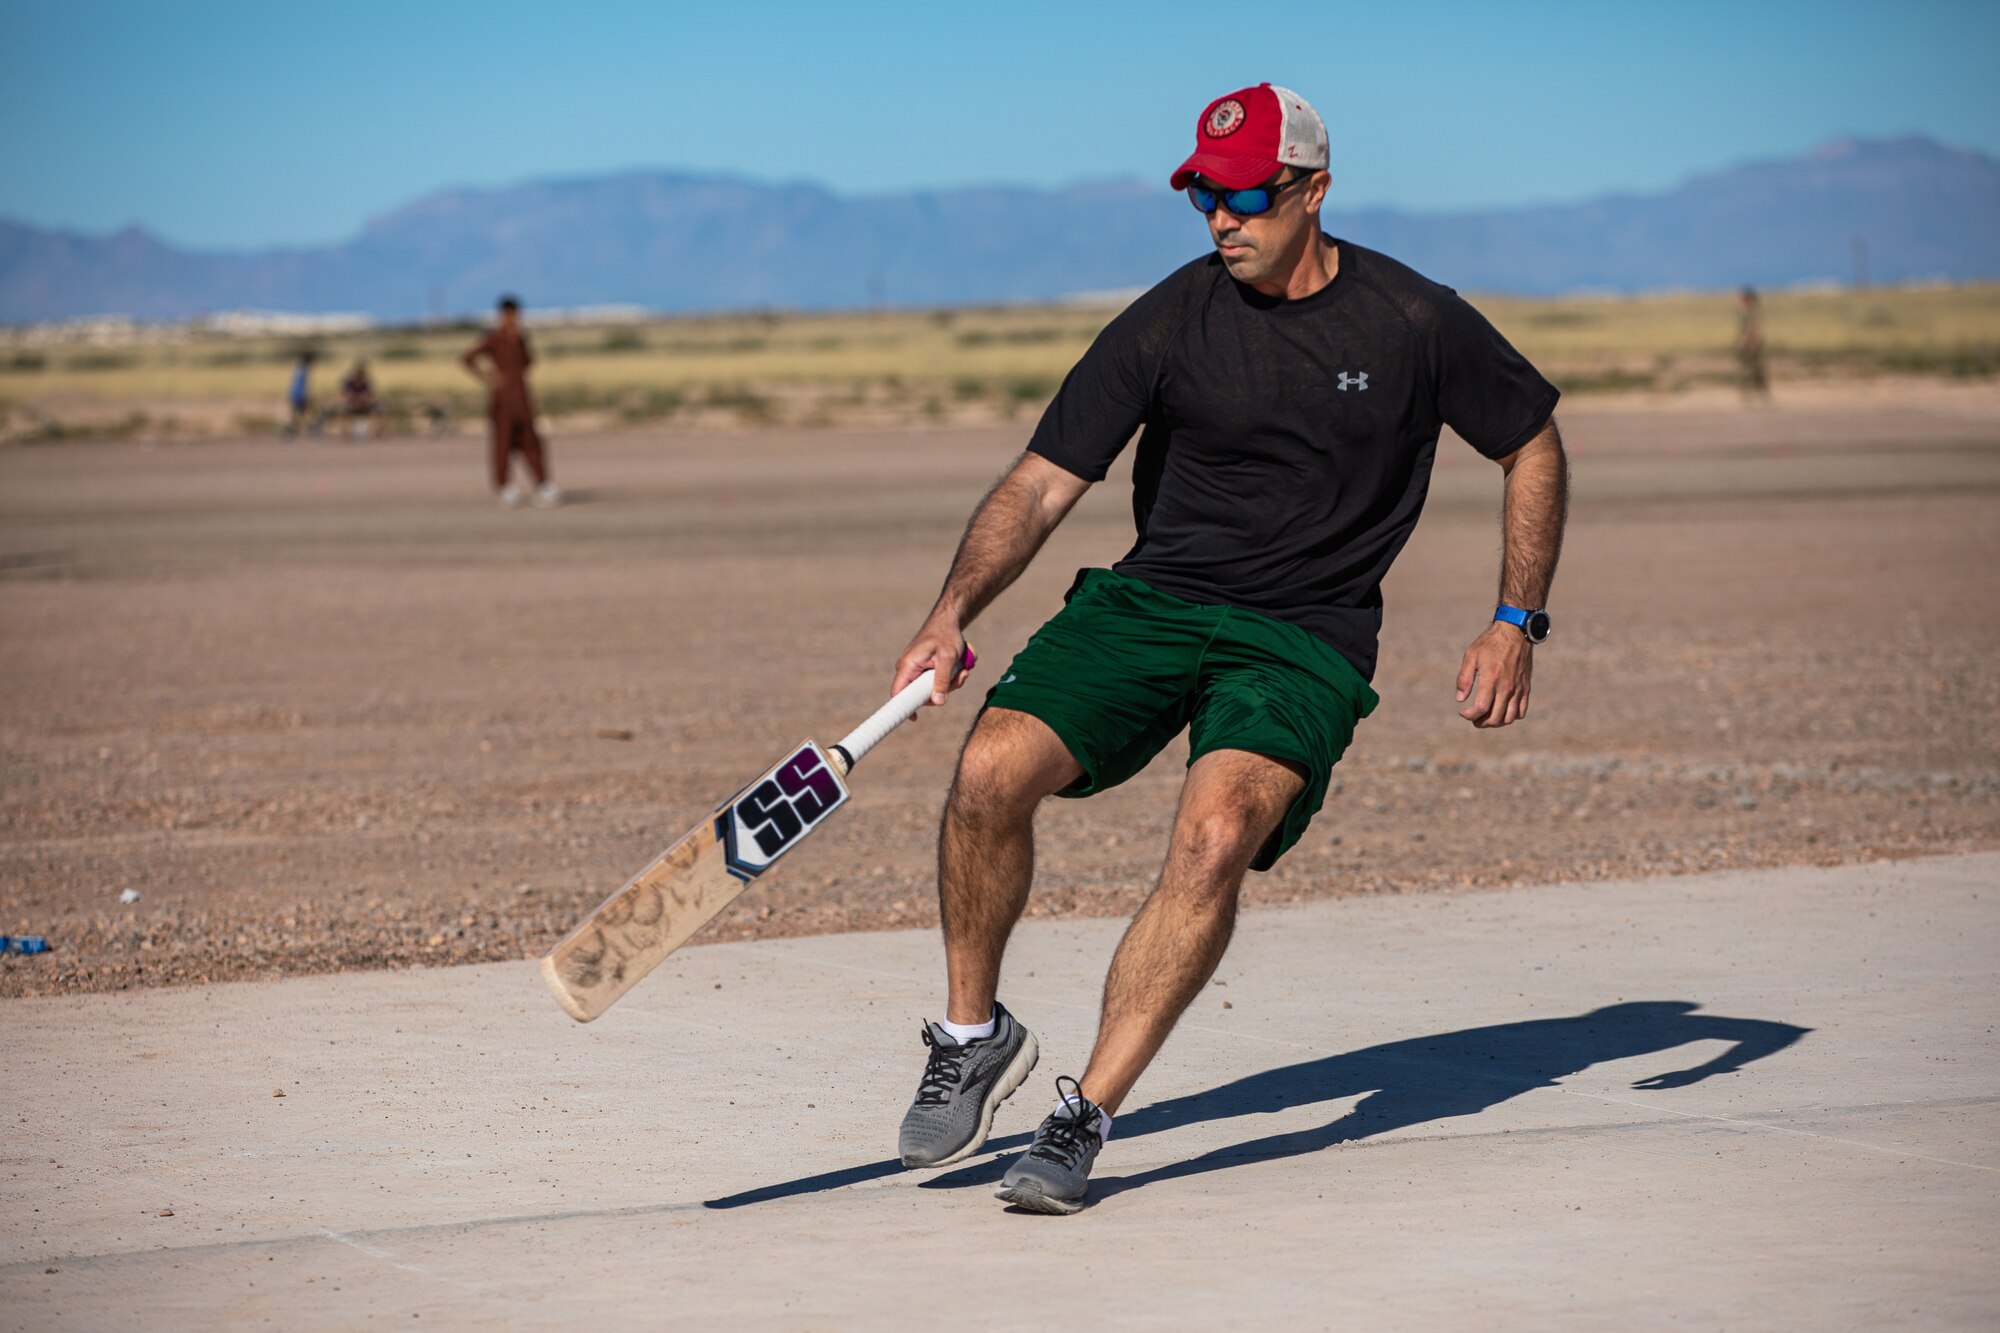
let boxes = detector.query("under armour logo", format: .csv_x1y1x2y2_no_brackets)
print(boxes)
1336,371,1369,392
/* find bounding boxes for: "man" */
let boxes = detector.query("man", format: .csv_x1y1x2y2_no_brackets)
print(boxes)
891,83,1569,1214
282,351,317,439
1735,286,1770,403
462,295,560,507
339,359,380,439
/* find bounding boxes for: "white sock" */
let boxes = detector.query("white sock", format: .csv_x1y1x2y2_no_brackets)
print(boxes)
1061,1093,1113,1142
938,1011,995,1045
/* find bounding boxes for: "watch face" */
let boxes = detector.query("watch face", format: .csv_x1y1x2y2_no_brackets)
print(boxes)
1525,611,1552,643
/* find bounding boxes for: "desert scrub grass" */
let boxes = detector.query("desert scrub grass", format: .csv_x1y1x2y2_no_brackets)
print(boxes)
535,383,623,416
1553,367,1658,395
12,411,151,444
5,285,1995,431
701,383,777,424
652,335,770,356
1793,343,2000,379
998,375,1058,419
956,325,1069,347
1478,284,2000,364
63,352,141,373
1884,344,1999,378
618,387,685,424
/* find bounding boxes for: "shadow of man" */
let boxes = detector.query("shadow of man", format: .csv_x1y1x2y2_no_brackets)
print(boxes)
705,1001,1807,1209
1079,1000,1810,1200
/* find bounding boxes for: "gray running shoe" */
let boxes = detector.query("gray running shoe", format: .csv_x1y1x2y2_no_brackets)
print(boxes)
995,1076,1105,1214
898,1002,1039,1168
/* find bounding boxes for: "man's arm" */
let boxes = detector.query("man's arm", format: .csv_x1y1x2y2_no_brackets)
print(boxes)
1455,417,1569,729
893,451,1092,703
1631,1017,1811,1091
460,335,498,389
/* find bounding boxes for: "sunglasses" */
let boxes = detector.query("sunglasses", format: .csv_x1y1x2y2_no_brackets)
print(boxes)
1186,172,1312,217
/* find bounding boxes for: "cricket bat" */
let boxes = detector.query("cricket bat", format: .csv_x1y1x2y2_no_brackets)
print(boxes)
540,647,973,1022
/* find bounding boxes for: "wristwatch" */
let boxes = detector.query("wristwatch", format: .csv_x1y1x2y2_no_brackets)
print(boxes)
1494,605,1552,644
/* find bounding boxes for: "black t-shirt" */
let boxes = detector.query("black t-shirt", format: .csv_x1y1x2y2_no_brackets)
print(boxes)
1028,239,1558,681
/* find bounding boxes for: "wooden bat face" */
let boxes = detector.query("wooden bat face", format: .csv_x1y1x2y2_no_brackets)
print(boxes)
541,741,850,1022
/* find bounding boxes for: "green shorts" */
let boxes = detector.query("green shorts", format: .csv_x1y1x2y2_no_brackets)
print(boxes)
984,568,1379,871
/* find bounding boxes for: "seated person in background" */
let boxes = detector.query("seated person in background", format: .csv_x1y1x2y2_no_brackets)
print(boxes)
340,359,380,438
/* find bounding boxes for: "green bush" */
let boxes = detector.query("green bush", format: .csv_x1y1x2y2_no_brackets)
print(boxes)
66,352,140,372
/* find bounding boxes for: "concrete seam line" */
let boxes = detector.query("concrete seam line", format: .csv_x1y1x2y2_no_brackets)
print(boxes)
8,1094,1992,1275
1559,1089,2000,1174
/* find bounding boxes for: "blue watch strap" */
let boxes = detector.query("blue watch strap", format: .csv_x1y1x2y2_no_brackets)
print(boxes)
1493,605,1531,628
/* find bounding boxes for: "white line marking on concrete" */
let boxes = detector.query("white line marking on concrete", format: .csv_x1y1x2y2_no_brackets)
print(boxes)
319,1228,489,1293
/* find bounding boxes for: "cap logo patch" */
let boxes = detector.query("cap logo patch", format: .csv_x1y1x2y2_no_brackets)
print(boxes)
1205,99,1246,139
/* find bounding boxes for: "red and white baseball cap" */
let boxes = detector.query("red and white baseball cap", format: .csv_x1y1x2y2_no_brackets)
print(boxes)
1170,83,1329,191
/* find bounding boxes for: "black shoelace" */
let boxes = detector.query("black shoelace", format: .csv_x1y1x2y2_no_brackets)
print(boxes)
1028,1075,1102,1166
914,1025,975,1106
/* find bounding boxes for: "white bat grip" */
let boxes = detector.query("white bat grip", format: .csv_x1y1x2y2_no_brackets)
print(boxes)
831,670,942,773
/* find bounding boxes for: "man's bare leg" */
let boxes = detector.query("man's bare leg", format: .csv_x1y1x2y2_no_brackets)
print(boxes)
1077,749,1306,1114
937,707,1082,1024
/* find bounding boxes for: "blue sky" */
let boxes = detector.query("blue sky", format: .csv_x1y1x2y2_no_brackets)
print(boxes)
2,0,1996,251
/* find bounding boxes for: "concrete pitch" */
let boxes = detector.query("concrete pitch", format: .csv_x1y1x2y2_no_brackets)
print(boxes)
4,855,1996,1329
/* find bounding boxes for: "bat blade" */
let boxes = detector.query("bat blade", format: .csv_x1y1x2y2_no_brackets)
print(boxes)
540,739,850,1021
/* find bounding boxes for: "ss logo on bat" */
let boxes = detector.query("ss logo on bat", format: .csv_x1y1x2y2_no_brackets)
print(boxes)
719,743,850,881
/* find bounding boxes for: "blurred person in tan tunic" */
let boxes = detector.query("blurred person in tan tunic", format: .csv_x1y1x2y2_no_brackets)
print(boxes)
463,295,560,507
1736,286,1771,404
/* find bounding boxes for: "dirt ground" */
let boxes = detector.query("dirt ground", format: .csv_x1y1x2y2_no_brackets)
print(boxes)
3,382,1997,998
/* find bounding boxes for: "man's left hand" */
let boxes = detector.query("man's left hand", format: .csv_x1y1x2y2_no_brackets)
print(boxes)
1455,623,1533,728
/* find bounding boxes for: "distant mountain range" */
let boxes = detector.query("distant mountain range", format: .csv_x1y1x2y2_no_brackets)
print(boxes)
2,135,1996,324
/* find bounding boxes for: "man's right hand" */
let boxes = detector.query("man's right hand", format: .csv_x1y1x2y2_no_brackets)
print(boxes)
894,621,972,706
886,451,1089,707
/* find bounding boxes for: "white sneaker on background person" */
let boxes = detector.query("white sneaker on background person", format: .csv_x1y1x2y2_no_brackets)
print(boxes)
532,483,563,508
498,484,525,508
